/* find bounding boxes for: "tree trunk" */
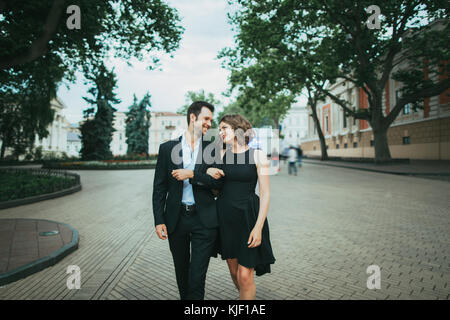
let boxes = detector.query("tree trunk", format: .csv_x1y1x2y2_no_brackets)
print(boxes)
372,127,391,164
273,118,279,131
0,140,5,160
310,103,328,161
370,95,392,163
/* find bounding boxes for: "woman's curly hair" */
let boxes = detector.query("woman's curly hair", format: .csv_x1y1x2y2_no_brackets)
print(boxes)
219,114,255,146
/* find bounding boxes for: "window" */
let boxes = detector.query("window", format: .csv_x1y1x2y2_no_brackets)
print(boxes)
403,104,411,115
344,143,348,149
396,90,411,115
370,140,374,147
353,142,358,148
325,115,329,133
403,136,411,145
119,133,122,140
162,121,165,126
336,144,340,149
353,107,356,126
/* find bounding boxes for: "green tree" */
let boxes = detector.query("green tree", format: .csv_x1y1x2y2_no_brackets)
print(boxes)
1,0,183,159
0,0,184,71
80,63,119,160
177,89,223,128
222,0,449,163
177,89,223,114
125,93,151,156
0,54,64,159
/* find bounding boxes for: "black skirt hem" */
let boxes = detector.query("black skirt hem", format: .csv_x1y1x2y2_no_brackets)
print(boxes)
219,254,276,276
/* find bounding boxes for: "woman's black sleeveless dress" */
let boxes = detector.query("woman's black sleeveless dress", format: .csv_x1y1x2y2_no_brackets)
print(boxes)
216,147,275,276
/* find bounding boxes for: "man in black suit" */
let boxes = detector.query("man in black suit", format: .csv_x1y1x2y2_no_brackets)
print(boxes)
152,101,224,300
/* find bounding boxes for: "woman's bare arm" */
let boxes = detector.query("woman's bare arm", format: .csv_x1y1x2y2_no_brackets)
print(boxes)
248,149,270,248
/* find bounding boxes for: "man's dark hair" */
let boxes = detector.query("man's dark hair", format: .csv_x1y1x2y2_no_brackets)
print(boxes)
186,101,214,125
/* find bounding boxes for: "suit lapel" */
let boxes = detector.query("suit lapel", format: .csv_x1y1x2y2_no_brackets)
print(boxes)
174,135,183,169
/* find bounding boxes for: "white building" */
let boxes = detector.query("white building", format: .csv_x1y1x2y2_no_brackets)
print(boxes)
280,104,309,149
109,111,187,156
33,97,70,157
149,111,187,155
111,112,128,155
66,123,82,157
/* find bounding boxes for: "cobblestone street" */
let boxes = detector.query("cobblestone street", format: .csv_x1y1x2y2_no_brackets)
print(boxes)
0,162,449,300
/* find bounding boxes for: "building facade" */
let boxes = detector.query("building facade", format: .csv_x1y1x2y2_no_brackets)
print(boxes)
110,112,128,156
66,123,82,157
109,111,187,156
148,111,187,155
32,98,70,157
301,75,450,160
280,104,309,149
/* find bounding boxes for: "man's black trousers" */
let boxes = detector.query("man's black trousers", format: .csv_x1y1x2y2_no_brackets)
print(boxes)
168,207,218,300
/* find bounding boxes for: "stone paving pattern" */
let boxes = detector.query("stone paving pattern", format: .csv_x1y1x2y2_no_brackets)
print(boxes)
0,162,448,300
0,219,73,274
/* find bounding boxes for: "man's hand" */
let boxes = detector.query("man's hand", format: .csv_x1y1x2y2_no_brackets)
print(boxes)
171,169,194,181
155,224,168,240
206,167,225,179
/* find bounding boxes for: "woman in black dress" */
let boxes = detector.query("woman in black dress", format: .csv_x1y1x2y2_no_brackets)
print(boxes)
207,114,275,300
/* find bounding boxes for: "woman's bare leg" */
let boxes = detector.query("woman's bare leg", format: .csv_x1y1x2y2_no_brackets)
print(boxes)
237,264,255,300
226,258,240,292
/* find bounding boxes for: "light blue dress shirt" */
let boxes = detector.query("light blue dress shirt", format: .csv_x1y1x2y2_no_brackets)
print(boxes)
181,132,201,205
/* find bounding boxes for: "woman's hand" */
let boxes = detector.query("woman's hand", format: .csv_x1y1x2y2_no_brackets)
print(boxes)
247,226,262,248
206,167,225,179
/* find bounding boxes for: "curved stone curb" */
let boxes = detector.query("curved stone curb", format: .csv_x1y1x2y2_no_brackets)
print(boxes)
0,184,82,210
303,159,450,176
0,219,79,286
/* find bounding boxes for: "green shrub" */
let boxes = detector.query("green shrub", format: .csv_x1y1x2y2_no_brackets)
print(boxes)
0,170,78,202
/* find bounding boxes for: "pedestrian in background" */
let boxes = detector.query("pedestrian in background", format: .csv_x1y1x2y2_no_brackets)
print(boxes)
296,145,303,169
271,148,280,173
287,146,298,176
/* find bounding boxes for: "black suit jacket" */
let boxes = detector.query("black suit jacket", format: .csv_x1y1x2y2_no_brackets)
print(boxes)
152,135,223,235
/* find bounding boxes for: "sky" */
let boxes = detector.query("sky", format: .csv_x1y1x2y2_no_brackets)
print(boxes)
57,0,238,124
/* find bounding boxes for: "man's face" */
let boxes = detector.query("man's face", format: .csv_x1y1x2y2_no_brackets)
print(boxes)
192,106,213,136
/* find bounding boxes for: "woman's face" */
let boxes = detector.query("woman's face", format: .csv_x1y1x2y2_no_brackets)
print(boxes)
219,121,235,144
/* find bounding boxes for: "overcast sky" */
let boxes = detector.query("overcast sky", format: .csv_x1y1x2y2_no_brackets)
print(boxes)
57,0,237,124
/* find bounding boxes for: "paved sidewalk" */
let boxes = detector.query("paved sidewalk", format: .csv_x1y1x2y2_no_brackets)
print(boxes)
0,219,78,286
0,165,448,300
302,159,450,180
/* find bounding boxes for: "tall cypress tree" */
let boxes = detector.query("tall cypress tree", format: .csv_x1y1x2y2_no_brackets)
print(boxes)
125,93,151,156
80,63,120,160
